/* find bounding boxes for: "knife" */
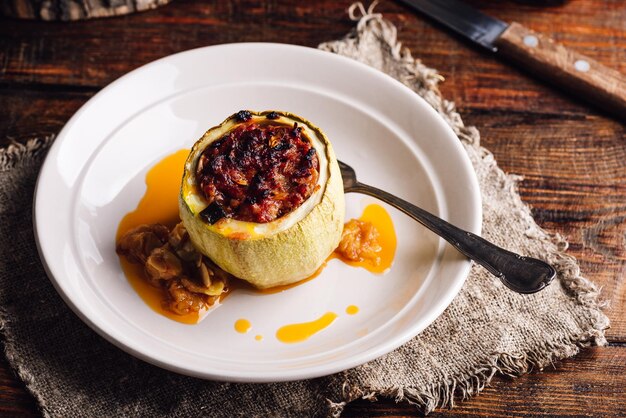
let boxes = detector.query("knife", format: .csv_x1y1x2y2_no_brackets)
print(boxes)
396,0,626,120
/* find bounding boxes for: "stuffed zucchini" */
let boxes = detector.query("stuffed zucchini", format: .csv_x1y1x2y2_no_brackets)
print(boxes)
179,110,344,289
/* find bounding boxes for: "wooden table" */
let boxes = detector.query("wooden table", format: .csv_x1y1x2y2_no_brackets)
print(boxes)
1,0,624,416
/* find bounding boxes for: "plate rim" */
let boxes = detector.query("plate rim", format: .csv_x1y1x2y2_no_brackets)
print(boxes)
33,42,482,382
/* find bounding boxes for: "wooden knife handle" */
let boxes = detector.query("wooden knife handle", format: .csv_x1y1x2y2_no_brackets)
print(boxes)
495,22,626,120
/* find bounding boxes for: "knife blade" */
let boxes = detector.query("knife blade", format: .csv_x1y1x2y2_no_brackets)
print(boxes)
396,0,626,120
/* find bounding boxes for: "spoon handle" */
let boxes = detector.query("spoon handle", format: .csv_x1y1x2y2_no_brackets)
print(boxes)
349,182,556,294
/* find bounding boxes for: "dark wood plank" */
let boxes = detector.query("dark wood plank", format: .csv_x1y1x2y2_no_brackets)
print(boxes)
0,87,94,142
1,0,624,117
344,346,626,417
1,0,625,417
0,0,354,88
0,350,39,417
493,21,626,119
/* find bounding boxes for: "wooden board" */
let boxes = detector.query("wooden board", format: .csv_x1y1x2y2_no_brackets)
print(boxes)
1,0,624,416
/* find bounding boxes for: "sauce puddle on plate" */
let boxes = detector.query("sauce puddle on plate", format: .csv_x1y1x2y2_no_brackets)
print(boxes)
116,149,187,236
116,149,203,325
346,305,359,315
117,150,397,335
234,318,252,334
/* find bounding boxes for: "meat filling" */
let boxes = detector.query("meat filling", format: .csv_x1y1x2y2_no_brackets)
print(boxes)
196,120,320,224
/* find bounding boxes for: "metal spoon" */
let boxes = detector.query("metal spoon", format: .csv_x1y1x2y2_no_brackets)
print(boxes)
338,160,556,294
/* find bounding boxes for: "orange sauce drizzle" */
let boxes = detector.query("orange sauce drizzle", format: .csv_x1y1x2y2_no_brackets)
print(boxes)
116,150,202,325
116,150,396,332
116,150,188,237
275,312,338,344
234,319,252,334
346,305,359,315
255,335,263,341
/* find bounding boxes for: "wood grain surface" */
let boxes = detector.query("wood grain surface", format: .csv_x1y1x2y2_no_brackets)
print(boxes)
495,22,626,119
1,0,625,416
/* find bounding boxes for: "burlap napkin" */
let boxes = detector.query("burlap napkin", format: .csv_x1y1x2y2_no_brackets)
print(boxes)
0,3,609,417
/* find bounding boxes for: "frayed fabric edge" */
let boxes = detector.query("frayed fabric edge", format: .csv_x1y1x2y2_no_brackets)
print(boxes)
326,323,608,417
0,307,52,418
0,135,55,172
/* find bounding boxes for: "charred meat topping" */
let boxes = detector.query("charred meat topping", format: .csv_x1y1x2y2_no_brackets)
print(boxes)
200,201,227,224
234,110,252,122
196,121,320,223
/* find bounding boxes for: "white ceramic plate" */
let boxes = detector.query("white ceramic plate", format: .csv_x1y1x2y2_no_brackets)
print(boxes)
34,43,481,382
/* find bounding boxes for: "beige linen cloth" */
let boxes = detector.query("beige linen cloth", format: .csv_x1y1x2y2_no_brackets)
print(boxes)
0,3,608,416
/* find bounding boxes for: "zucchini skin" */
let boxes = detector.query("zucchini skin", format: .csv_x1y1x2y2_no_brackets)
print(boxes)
179,111,345,289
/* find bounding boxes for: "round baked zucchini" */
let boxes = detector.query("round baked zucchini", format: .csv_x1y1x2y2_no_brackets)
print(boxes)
179,110,345,289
